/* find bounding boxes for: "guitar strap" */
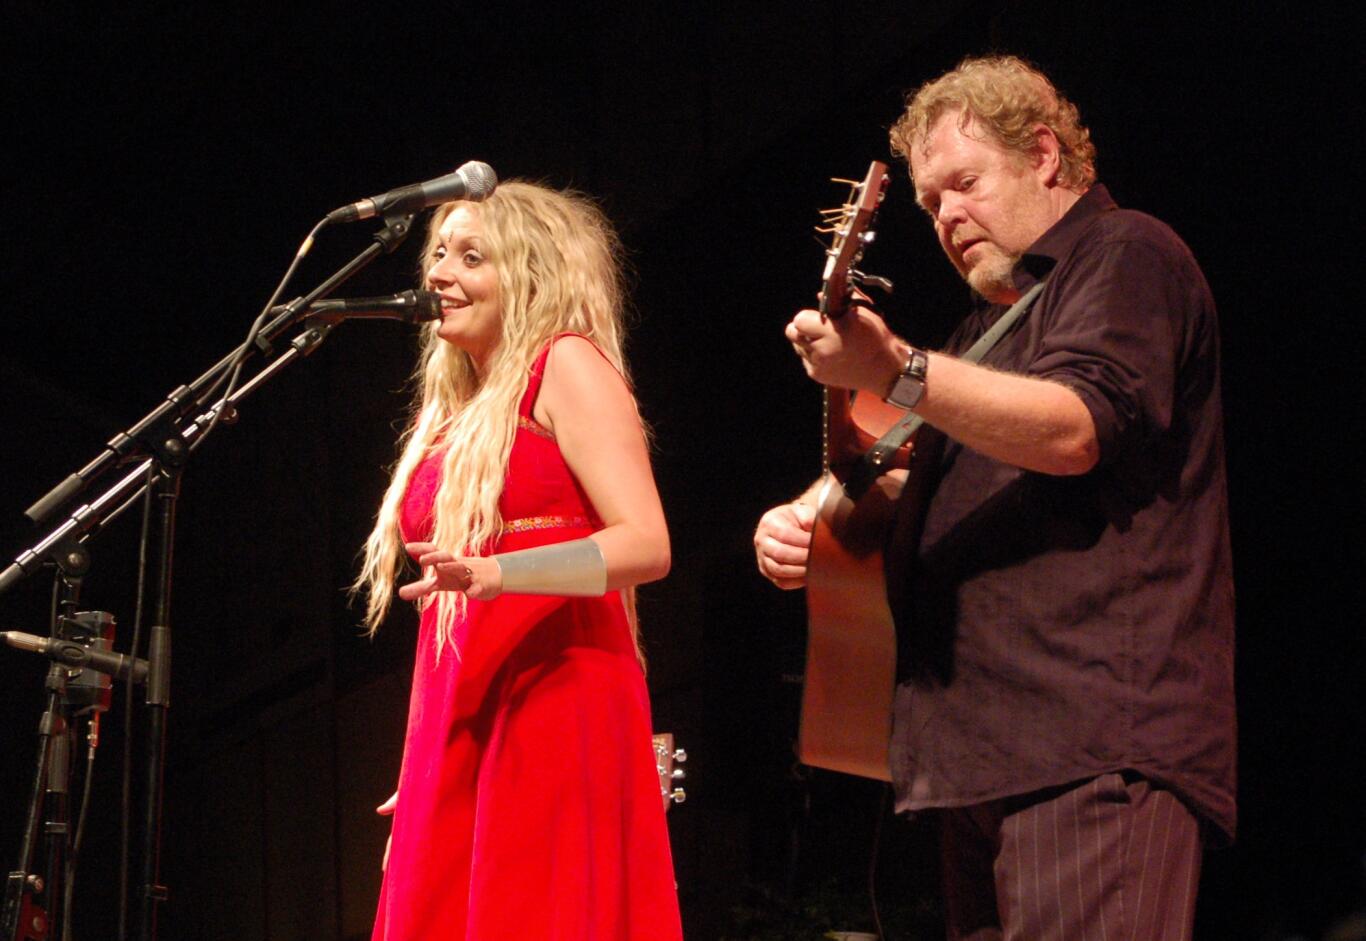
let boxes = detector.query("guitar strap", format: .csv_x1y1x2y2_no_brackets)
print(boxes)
846,279,1048,497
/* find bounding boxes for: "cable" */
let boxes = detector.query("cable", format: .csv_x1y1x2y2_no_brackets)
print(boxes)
868,782,891,940
63,719,99,941
189,218,327,454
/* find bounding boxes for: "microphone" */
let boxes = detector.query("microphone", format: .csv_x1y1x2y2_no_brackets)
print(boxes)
303,289,443,324
326,160,497,224
3,630,149,685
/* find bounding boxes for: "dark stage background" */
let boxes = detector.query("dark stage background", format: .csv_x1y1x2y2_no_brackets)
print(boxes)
2,3,1361,939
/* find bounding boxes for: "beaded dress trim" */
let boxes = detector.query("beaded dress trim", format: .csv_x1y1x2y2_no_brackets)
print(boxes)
517,415,555,440
501,515,591,535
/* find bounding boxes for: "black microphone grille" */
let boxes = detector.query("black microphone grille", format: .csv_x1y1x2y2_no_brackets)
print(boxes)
414,290,444,321
458,161,498,201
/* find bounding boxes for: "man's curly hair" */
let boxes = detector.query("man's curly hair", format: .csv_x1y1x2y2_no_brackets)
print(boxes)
890,55,1097,191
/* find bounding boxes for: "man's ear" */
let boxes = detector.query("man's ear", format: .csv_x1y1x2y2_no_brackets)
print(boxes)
1030,123,1063,187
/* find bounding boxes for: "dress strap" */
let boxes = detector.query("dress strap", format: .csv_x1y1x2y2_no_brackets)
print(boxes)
518,332,611,419
519,343,556,419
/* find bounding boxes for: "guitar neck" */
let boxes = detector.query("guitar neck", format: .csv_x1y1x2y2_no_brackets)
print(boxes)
814,161,889,479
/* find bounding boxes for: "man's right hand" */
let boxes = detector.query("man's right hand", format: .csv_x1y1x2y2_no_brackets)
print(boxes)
754,501,817,589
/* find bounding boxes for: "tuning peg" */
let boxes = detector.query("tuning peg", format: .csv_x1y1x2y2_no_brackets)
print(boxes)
672,747,687,763
669,787,687,804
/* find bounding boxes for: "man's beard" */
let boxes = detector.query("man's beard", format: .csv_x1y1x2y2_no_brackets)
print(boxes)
964,246,1020,304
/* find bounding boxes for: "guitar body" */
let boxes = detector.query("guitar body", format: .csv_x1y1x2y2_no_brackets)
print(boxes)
800,388,918,781
801,470,902,780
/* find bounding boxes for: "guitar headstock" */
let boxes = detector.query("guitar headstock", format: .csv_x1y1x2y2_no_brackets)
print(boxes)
817,161,891,319
652,732,686,811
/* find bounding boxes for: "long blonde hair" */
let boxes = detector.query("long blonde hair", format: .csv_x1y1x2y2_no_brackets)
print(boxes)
353,181,631,651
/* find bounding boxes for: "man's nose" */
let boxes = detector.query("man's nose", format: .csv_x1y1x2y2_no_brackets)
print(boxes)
937,192,967,227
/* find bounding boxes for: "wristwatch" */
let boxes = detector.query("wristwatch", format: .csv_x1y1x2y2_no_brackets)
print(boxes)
884,346,928,410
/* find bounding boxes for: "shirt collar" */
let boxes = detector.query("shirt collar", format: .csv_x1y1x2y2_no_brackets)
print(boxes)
1013,184,1117,289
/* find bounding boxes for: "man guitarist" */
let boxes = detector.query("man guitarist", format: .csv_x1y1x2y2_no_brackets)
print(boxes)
754,55,1234,941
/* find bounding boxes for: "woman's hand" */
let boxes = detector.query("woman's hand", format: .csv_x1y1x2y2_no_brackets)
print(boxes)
398,542,504,602
377,790,397,871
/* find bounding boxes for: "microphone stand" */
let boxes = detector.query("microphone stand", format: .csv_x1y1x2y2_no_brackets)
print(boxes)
0,211,416,941
15,211,418,542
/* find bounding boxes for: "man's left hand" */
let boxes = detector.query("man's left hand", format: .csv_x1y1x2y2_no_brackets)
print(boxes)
786,304,905,394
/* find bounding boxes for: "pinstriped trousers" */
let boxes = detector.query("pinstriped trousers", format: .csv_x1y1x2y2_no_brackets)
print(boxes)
941,772,1203,941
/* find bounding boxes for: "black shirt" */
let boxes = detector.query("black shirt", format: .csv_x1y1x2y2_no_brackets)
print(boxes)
889,185,1237,842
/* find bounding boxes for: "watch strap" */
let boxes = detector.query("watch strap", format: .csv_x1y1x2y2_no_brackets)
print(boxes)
885,347,929,409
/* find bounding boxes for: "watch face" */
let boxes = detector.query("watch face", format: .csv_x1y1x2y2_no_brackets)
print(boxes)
888,375,924,409
885,349,927,409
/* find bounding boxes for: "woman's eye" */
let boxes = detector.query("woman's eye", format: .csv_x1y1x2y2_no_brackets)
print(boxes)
958,177,976,192
462,252,483,267
431,248,447,263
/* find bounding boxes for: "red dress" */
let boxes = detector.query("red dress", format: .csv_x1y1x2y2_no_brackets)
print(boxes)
372,339,683,941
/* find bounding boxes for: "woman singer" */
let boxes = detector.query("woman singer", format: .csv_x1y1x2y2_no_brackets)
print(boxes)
354,181,683,941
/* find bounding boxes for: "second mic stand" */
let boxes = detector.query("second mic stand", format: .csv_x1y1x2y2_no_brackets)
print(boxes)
133,211,417,941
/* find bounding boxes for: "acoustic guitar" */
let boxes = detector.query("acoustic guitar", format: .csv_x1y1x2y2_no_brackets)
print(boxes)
798,161,927,782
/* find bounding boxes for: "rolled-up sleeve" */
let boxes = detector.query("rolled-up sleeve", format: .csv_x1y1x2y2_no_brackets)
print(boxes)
1028,234,1195,468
